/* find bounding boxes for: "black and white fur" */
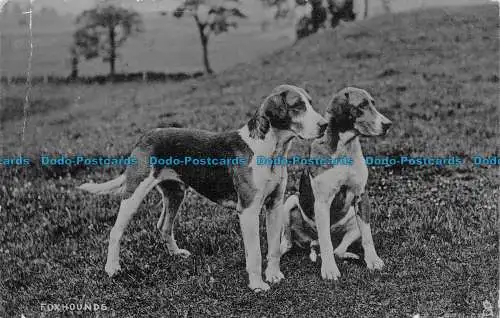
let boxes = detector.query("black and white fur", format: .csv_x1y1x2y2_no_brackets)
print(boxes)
280,87,392,280
78,84,327,292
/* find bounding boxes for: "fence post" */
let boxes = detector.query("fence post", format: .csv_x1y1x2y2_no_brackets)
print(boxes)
142,71,147,82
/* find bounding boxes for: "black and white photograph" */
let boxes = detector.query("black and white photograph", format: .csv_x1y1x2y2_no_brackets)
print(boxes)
0,0,498,317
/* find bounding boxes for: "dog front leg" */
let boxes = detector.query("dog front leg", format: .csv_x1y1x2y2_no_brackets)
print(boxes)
265,201,286,284
239,204,269,292
355,193,384,270
315,200,341,280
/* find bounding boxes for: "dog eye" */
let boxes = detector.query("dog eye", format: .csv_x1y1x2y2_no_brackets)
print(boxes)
359,100,369,108
351,107,363,117
289,100,306,111
289,107,302,115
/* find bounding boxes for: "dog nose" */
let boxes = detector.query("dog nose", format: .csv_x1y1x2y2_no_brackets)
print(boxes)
319,121,328,133
382,122,392,132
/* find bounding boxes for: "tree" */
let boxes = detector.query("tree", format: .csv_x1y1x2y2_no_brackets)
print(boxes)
73,5,143,78
328,0,356,28
261,0,357,40
168,0,246,74
69,46,80,80
295,0,328,40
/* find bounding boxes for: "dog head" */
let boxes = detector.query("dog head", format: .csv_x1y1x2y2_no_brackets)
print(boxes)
249,84,327,140
325,87,392,137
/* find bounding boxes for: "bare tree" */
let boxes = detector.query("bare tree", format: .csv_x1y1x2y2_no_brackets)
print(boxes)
73,4,143,78
69,46,79,80
168,0,246,75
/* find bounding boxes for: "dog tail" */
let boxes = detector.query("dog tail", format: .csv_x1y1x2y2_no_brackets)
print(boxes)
78,174,126,195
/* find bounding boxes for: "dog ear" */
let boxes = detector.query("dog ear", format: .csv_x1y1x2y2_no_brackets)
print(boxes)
326,91,350,119
272,85,306,106
248,110,270,139
326,89,357,132
284,89,301,106
260,90,291,130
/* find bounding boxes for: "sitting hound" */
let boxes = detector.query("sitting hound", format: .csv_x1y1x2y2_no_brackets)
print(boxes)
280,87,392,280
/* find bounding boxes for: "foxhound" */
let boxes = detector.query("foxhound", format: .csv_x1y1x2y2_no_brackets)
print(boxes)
78,85,327,292
280,87,392,280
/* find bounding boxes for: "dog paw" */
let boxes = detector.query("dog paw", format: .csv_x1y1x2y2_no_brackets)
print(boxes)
365,255,384,270
171,249,191,258
309,249,318,262
321,260,341,280
265,267,285,284
249,279,270,292
105,261,121,277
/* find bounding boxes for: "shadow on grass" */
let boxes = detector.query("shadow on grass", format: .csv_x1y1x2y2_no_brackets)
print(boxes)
0,96,70,122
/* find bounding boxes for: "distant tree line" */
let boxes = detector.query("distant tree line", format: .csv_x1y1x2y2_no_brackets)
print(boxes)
1,71,203,86
26,0,391,80
71,0,247,78
262,0,392,40
262,0,369,40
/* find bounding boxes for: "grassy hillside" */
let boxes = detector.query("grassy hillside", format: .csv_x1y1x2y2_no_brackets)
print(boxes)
1,0,492,77
0,15,290,76
1,3,499,317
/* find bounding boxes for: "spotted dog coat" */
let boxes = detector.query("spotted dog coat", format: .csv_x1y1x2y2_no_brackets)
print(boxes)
78,84,327,292
280,87,392,280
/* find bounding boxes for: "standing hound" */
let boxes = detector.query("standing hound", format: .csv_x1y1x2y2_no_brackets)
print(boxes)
78,85,327,292
280,87,392,280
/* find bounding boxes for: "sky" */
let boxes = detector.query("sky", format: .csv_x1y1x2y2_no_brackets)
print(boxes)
0,0,181,14
0,0,497,15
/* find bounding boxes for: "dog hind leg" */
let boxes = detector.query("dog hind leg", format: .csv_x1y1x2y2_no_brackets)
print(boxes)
280,195,298,256
156,181,190,258
105,170,160,277
333,208,361,260
355,193,384,270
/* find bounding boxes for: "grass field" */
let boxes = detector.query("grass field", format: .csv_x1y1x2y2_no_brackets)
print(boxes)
1,3,499,317
0,13,292,76
1,0,490,77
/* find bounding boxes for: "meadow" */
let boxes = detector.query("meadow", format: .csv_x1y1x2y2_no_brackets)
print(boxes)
0,12,292,77
0,3,499,317
1,0,489,78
